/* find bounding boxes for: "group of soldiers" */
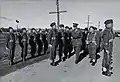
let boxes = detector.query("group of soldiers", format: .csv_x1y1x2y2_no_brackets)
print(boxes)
5,19,114,77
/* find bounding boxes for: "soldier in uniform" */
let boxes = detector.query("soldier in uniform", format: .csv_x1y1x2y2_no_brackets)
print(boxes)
102,19,114,76
29,28,37,58
20,28,28,62
82,28,89,55
6,27,16,65
36,28,43,56
57,24,64,62
71,23,83,64
42,29,48,55
86,26,99,66
68,27,74,58
48,22,59,66
63,26,69,61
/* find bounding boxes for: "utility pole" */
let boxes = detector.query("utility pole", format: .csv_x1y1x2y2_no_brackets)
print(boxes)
98,21,100,30
84,15,92,29
49,0,67,29
87,15,90,28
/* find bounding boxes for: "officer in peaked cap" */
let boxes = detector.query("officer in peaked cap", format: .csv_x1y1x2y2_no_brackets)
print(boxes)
72,23,83,64
102,19,114,76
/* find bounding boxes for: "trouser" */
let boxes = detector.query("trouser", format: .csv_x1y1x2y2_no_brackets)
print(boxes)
43,40,48,55
38,45,42,55
9,47,15,63
102,43,113,72
30,43,36,57
64,39,69,59
74,44,82,61
88,43,97,60
50,40,58,63
21,42,28,60
58,39,63,60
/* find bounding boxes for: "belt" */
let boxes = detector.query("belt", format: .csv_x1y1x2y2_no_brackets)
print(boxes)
22,39,27,42
73,37,80,39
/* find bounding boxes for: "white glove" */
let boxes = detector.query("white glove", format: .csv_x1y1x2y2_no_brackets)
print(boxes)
106,50,109,54
109,39,113,42
6,47,9,50
86,41,89,44
49,44,52,48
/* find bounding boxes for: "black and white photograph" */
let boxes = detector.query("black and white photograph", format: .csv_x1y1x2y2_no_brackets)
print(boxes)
0,0,120,82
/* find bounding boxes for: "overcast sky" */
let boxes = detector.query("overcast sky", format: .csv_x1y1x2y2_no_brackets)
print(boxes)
0,0,120,30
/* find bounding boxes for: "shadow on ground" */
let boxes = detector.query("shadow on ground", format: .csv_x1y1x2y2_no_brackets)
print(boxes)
0,54,49,77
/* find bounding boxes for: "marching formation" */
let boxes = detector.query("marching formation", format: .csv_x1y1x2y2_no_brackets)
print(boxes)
5,19,114,77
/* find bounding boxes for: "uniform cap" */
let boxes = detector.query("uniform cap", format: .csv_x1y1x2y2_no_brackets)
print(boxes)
59,24,64,28
50,22,56,27
22,28,26,30
84,28,88,31
104,19,113,24
9,27,13,30
73,23,79,27
89,26,95,29
31,28,36,30
69,27,72,29
65,26,69,29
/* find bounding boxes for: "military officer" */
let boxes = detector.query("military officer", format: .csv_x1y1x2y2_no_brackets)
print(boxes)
48,22,59,66
6,27,16,65
29,28,37,58
71,23,83,64
102,19,114,76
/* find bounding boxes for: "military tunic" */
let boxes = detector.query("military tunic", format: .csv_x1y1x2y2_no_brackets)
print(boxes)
102,28,114,72
71,29,83,62
48,29,59,62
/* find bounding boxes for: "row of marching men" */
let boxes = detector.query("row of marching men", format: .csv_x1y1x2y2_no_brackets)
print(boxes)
47,19,114,77
5,19,114,77
6,27,49,65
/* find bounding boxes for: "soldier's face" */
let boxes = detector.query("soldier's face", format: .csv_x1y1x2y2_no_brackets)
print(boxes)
106,23,113,28
9,29,13,33
23,30,26,33
52,25,56,29
33,30,35,33
89,28,94,32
